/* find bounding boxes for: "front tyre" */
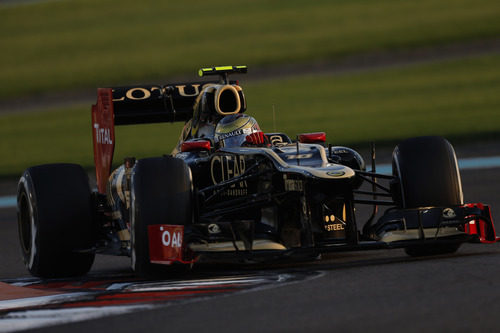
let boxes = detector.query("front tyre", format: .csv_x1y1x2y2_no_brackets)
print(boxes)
17,164,95,278
392,136,463,256
392,136,463,208
130,157,193,277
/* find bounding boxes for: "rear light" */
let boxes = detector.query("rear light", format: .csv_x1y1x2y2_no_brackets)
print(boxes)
181,140,211,152
298,132,326,143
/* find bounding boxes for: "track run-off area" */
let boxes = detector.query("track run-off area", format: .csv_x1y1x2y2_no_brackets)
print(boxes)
0,146,500,332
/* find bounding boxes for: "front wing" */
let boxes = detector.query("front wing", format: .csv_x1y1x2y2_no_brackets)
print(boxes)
146,203,498,265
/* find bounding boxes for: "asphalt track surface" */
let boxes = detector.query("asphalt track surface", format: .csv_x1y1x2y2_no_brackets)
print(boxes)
1,162,500,332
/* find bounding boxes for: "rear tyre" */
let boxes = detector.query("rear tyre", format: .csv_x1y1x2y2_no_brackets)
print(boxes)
392,136,464,256
17,164,95,278
130,156,193,277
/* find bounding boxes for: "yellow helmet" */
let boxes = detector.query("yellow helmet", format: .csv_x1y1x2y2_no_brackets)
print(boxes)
214,114,262,147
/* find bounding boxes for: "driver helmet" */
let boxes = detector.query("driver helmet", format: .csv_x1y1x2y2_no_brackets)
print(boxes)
214,114,263,147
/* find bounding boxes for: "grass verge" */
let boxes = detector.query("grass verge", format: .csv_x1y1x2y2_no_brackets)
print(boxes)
0,54,499,178
1,0,499,99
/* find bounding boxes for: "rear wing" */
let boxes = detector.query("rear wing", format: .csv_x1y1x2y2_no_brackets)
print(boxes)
108,82,221,125
92,81,219,193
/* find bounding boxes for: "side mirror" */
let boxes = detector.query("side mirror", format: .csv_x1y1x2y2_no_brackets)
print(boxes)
298,132,326,143
181,139,211,152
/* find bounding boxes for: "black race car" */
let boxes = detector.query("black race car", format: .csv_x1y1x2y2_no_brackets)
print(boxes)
17,66,498,277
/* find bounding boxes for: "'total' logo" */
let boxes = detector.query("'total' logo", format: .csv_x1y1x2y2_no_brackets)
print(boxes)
148,225,184,264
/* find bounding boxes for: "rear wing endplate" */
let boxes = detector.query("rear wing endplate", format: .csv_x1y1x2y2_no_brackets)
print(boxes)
92,81,218,193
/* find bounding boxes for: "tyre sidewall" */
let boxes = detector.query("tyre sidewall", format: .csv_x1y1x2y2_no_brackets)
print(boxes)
17,164,95,277
392,136,463,208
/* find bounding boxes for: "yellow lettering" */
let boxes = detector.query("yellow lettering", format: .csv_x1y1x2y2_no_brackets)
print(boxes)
176,84,201,97
126,88,151,100
112,89,125,102
150,86,163,94
210,156,222,184
325,224,345,232
239,156,247,187
226,156,233,183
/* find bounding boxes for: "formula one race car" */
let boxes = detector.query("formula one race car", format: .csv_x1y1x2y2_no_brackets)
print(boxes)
17,66,499,278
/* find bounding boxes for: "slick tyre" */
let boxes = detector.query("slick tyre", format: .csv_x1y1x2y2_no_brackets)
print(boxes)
392,136,463,256
130,157,193,277
17,164,95,278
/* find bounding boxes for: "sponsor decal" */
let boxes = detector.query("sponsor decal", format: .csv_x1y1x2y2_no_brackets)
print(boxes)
125,87,153,100
442,208,457,219
112,84,210,102
93,123,113,145
324,223,345,232
148,225,184,264
175,84,202,97
92,89,115,193
284,178,303,192
324,214,345,231
217,129,244,140
112,86,159,101
160,227,182,248
333,148,349,154
322,205,347,237
208,224,221,234
286,153,313,160
269,135,285,146
326,170,345,177
210,154,248,196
